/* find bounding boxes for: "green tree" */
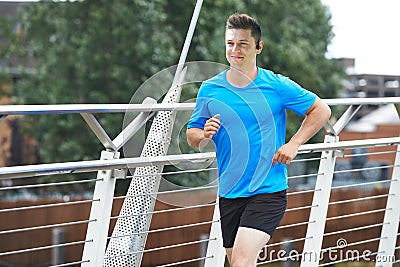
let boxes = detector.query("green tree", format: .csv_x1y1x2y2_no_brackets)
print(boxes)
0,15,17,95
13,0,178,164
5,1,180,193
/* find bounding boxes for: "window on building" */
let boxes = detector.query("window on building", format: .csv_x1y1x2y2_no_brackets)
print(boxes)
367,78,379,86
358,79,367,86
384,80,399,88
367,91,379,97
384,91,396,97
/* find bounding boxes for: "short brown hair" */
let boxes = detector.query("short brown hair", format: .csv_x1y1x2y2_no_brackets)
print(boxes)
226,13,261,47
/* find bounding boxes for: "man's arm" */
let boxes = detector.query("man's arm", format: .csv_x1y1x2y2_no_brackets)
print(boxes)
272,97,331,165
187,114,220,148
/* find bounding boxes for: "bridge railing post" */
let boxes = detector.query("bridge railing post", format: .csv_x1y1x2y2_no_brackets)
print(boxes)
376,144,400,267
300,134,338,267
204,201,226,267
81,150,120,266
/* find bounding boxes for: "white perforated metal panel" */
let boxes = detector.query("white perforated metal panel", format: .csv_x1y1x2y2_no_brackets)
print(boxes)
104,74,184,266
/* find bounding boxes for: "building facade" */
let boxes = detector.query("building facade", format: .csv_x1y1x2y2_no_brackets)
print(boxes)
339,58,400,119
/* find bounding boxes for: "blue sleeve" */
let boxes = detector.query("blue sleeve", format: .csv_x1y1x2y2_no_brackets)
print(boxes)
187,84,211,129
279,76,317,116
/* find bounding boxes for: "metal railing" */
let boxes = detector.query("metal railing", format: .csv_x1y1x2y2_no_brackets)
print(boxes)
0,97,399,267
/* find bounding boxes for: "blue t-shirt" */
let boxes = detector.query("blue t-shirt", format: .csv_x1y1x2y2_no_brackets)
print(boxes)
187,67,316,198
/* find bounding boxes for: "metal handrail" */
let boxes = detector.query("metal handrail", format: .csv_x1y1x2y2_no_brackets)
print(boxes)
0,103,193,115
0,137,399,180
0,153,216,180
0,97,399,116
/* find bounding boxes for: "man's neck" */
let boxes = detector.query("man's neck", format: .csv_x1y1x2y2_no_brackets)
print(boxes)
227,66,258,88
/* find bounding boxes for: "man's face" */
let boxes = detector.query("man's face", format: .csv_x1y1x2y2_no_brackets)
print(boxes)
225,28,261,70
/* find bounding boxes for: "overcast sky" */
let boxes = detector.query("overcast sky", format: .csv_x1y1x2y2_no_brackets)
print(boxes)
322,0,400,75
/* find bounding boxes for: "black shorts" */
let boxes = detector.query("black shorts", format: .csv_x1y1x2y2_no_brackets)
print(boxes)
219,190,287,248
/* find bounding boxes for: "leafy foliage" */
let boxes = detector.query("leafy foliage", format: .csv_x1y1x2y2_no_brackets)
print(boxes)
13,0,178,164
0,16,16,95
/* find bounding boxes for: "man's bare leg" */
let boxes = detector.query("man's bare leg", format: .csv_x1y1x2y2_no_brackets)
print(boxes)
230,227,270,267
225,247,233,265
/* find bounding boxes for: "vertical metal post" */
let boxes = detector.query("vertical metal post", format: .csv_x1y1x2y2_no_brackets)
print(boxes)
52,228,65,265
204,202,226,267
282,238,295,267
376,145,400,267
80,99,154,266
82,150,119,267
200,233,209,267
300,135,338,267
